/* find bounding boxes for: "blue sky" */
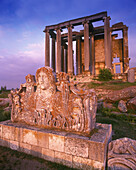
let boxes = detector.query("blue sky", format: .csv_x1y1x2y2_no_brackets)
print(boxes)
0,0,136,89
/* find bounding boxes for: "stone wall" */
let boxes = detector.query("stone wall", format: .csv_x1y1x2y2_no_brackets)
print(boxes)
0,120,112,170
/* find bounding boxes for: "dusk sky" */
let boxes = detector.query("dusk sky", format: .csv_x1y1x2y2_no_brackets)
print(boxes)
0,0,136,89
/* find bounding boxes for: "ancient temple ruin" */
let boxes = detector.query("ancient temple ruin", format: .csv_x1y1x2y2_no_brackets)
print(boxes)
43,11,129,75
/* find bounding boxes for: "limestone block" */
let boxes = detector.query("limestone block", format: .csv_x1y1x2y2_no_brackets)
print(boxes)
49,134,64,152
65,137,88,158
22,129,38,146
42,148,55,162
73,156,104,170
10,140,19,150
54,151,72,168
2,125,15,140
37,131,49,148
20,142,31,154
88,142,105,163
128,69,135,83
31,145,42,157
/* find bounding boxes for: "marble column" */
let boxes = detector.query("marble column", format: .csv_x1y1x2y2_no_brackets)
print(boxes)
67,25,73,74
45,29,50,66
64,47,68,73
51,36,55,72
104,16,112,69
56,28,61,73
76,36,82,74
123,26,129,72
90,34,95,75
61,45,64,72
83,21,90,71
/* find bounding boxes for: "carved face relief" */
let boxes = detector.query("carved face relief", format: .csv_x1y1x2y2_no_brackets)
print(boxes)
37,71,49,90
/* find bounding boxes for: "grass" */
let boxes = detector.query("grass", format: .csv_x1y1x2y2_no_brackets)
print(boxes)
0,145,77,170
0,90,10,98
96,108,136,140
0,106,11,121
87,81,136,90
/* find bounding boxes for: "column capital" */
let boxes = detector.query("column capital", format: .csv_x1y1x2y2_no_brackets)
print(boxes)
44,28,50,33
55,26,63,32
103,16,111,22
66,24,74,29
82,20,89,26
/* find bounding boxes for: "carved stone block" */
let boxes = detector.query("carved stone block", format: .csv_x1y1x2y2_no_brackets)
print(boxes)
9,67,97,135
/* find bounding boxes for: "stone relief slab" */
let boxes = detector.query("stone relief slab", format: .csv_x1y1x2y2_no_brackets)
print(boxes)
108,137,136,170
9,67,97,134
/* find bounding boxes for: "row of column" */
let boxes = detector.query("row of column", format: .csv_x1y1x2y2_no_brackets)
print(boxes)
45,17,113,74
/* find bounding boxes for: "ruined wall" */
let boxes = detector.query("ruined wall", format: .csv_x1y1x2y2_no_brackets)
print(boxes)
81,36,123,75
112,37,123,61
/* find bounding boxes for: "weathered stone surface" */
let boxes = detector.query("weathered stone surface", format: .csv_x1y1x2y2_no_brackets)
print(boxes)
2,125,15,140
55,151,72,167
9,67,97,135
20,142,31,154
118,100,127,112
73,156,104,170
49,134,64,152
105,86,136,102
37,131,49,148
128,69,135,83
22,129,38,146
0,121,112,170
65,137,88,158
10,140,19,150
31,145,42,157
127,96,136,110
108,137,136,170
42,148,55,162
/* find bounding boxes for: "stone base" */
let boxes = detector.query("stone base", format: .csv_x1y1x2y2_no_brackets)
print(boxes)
0,121,112,170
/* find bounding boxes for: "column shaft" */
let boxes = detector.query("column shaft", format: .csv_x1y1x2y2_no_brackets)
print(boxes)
45,30,50,66
61,45,64,72
56,28,61,73
76,36,82,74
52,37,55,71
67,25,73,73
90,34,95,75
84,21,90,71
123,27,129,72
104,17,112,69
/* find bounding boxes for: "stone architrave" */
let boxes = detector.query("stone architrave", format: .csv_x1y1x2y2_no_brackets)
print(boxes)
10,67,97,135
128,69,135,83
56,28,62,73
67,25,73,74
108,137,136,170
83,21,90,72
104,16,112,69
45,29,50,67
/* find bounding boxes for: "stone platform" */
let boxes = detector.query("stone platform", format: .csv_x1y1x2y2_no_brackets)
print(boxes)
0,120,112,170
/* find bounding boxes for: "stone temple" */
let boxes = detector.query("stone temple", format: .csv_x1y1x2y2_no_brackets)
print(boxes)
43,11,129,75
